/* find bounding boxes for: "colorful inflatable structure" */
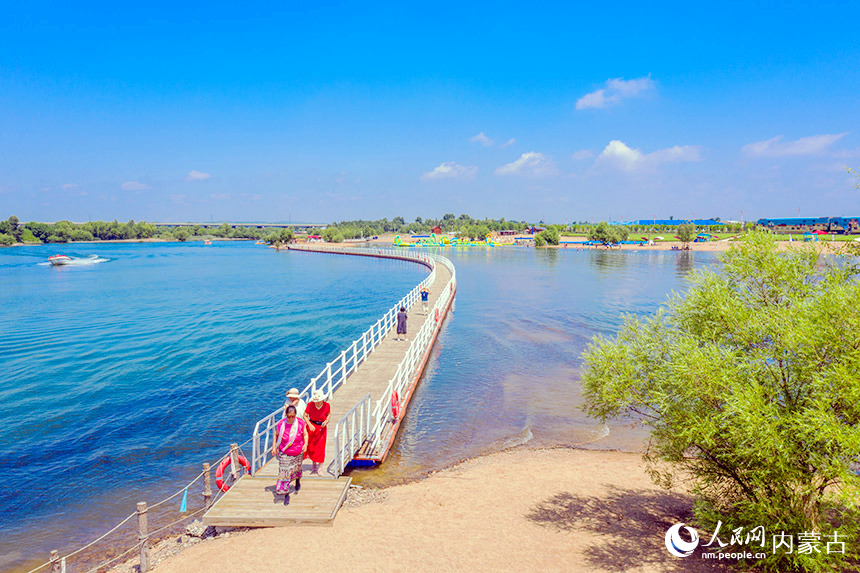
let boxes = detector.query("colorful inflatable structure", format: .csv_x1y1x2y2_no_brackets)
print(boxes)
394,232,495,248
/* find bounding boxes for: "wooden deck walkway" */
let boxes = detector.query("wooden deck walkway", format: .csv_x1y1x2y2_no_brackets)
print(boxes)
203,247,454,526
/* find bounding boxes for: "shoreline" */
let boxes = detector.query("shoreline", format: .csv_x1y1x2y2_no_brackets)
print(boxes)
115,446,728,573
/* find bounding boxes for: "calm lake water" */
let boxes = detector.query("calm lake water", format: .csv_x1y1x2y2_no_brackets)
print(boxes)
0,241,719,571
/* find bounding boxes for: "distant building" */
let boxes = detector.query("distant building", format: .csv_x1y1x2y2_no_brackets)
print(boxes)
757,217,860,234
498,230,519,236
628,219,722,226
431,225,443,234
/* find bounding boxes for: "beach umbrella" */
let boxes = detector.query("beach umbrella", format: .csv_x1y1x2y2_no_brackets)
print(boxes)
814,230,828,235
655,236,665,240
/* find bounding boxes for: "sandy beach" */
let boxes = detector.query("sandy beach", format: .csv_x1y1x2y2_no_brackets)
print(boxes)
149,448,728,573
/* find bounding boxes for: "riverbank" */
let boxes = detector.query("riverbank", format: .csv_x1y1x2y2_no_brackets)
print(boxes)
139,448,727,573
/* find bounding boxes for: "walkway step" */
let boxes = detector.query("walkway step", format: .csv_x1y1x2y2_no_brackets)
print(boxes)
202,476,351,527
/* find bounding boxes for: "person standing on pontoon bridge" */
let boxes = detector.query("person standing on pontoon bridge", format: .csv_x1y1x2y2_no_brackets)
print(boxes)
395,306,408,341
420,286,431,314
304,390,331,475
285,387,306,418
272,404,307,502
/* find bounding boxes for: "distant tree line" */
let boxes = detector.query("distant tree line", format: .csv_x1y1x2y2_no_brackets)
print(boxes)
0,212,745,247
0,216,295,245
324,214,532,242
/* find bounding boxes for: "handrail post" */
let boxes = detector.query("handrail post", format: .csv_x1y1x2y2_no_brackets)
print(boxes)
202,462,213,510
341,351,347,383
137,501,149,573
251,426,259,475
229,443,240,480
50,550,60,573
335,429,341,476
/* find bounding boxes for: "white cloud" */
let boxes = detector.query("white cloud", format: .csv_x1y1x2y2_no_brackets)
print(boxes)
421,161,478,181
470,132,494,146
576,76,655,110
62,183,79,191
742,133,847,157
596,140,702,171
572,150,594,160
494,152,558,177
121,181,150,191
502,138,516,147
210,193,230,200
187,170,211,181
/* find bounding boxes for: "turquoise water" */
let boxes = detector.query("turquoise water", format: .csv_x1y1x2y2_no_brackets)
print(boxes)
0,242,719,570
0,242,426,571
359,247,718,484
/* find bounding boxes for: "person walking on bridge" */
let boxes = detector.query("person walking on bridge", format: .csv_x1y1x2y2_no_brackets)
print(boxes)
395,306,408,341
272,404,308,503
304,390,331,475
285,387,306,418
420,286,431,314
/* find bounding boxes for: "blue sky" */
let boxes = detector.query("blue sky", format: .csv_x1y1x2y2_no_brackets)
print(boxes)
1,1,858,223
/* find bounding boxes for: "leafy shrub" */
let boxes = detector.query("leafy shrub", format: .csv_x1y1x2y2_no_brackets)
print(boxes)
583,233,860,572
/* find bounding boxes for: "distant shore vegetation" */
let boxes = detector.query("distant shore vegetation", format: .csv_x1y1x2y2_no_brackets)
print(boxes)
0,216,295,245
323,214,745,243
1,213,790,248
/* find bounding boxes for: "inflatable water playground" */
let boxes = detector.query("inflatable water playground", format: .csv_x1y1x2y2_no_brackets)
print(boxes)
394,233,495,247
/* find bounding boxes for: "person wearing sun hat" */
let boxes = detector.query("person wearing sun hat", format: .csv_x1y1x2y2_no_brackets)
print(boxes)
304,389,331,475
284,387,306,418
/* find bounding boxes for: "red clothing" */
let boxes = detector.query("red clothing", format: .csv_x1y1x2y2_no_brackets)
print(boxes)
304,401,330,463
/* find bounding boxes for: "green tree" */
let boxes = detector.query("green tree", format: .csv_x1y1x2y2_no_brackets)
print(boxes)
582,233,860,572
536,227,560,246
588,221,613,243
70,229,94,242
276,228,294,244
0,233,14,245
174,228,190,242
7,216,21,241
322,227,344,243
20,228,40,243
677,222,695,245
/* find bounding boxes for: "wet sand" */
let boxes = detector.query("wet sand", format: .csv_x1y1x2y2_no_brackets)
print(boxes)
149,448,728,573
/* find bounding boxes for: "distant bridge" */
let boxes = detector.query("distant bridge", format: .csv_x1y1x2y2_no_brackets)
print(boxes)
149,222,327,230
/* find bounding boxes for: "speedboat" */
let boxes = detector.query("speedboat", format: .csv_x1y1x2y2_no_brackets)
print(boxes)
48,255,72,266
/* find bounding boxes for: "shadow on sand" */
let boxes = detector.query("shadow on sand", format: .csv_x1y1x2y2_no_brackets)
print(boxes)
526,487,731,572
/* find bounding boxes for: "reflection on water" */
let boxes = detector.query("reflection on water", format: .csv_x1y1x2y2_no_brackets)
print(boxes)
351,247,720,486
676,251,696,275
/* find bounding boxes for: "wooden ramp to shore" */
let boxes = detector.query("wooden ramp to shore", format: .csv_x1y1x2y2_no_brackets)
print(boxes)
203,246,456,528
203,475,351,527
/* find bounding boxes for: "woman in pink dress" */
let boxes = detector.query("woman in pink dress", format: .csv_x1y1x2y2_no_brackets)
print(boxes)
271,404,308,503
304,390,331,475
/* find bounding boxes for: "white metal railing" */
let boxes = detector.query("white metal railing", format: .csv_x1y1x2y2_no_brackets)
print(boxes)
332,393,372,476
365,254,456,456
249,245,440,475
